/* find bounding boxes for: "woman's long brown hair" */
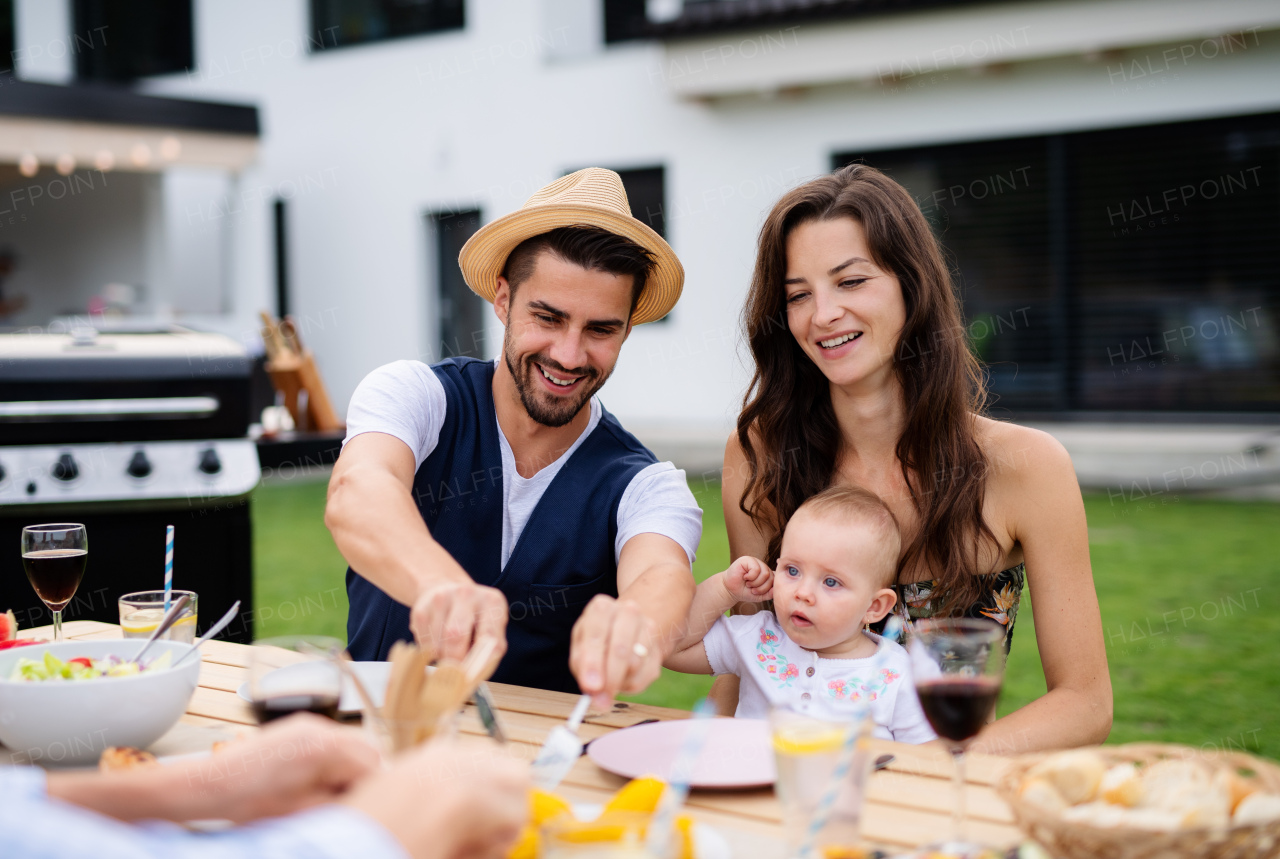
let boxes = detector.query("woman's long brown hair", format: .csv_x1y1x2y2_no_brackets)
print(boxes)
738,163,997,613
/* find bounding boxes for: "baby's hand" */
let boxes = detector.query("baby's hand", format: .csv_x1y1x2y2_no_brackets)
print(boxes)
723,557,774,603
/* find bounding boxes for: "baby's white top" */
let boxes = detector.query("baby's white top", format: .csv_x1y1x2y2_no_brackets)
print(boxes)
703,611,937,743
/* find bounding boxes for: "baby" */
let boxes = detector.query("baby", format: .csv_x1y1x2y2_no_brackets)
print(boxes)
666,485,936,742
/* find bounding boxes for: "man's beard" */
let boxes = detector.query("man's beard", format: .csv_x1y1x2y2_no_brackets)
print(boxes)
504,331,610,428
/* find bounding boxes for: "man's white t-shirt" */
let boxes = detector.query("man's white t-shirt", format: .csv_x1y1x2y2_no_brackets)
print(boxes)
342,360,703,569
704,611,937,743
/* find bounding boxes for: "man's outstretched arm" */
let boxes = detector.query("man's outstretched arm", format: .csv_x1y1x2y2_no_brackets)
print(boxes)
325,432,507,660
569,533,696,709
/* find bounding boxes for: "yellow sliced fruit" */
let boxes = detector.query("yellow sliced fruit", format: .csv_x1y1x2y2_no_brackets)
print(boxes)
506,826,538,859
605,775,667,814
674,813,697,859
552,819,633,844
120,612,197,636
530,788,573,825
771,725,845,755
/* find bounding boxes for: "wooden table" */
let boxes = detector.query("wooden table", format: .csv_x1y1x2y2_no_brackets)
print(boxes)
14,620,1025,856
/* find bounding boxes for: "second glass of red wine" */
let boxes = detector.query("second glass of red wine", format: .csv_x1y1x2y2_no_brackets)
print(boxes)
21,523,88,641
908,617,1006,852
247,635,344,724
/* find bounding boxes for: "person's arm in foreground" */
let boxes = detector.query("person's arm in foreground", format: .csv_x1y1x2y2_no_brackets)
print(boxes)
969,426,1114,755
9,718,527,859
664,556,774,674
569,533,696,709
45,714,376,824
326,432,508,660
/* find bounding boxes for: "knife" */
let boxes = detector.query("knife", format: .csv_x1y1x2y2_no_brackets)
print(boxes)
531,694,591,790
472,681,507,744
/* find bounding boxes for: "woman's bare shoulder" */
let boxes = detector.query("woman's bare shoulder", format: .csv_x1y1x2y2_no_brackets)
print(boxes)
974,416,1075,487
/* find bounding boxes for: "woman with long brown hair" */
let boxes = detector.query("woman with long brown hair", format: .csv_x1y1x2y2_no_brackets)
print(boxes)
714,163,1112,752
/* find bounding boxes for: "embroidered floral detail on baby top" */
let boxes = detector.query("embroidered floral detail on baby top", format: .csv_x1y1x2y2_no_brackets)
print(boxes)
754,627,800,687
826,667,902,702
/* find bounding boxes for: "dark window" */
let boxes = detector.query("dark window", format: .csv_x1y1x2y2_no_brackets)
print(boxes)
835,111,1280,416
615,166,670,322
0,1,14,76
616,166,666,240
430,209,486,360
603,0,647,44
74,0,193,82
311,0,463,52
274,200,290,319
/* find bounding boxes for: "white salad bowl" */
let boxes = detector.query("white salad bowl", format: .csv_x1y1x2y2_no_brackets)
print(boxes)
0,639,200,766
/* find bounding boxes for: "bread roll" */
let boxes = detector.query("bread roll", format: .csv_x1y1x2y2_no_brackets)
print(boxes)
1027,750,1107,804
1234,792,1280,827
1140,759,1209,811
99,746,158,772
1099,762,1143,807
1062,801,1129,828
1019,777,1068,813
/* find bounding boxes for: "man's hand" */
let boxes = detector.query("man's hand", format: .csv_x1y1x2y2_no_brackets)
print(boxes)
722,556,773,603
342,738,528,859
410,578,509,662
569,594,662,710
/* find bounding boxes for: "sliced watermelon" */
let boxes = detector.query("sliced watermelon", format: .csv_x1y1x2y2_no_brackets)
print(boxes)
0,638,43,650
0,609,15,642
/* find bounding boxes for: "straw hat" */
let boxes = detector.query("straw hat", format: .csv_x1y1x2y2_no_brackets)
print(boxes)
458,168,683,325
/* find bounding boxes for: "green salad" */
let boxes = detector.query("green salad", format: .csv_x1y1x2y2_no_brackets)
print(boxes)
9,650,172,682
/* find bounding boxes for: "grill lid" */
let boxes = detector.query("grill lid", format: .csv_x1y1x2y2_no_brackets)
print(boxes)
0,328,250,380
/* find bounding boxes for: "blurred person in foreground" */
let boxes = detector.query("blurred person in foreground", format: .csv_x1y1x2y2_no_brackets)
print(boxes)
329,169,702,708
712,164,1112,753
0,714,527,859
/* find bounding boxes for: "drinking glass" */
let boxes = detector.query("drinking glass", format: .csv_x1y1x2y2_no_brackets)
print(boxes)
908,618,1006,851
20,523,88,641
119,590,199,642
247,635,344,724
770,709,870,855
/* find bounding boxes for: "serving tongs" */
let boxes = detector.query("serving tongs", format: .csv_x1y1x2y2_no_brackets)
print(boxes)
129,593,192,666
382,635,506,753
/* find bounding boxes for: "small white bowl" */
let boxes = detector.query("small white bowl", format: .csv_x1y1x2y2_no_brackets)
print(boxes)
0,639,200,766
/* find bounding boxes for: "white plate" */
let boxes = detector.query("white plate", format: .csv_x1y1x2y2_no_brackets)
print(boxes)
572,804,731,859
236,661,392,713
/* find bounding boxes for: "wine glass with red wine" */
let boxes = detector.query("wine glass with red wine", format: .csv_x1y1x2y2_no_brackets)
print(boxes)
21,523,88,641
248,636,344,724
908,617,1006,852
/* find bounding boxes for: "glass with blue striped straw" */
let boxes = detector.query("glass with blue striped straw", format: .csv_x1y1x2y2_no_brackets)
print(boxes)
777,615,904,859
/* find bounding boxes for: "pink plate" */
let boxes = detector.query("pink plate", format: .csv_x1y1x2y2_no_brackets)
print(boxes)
587,718,775,789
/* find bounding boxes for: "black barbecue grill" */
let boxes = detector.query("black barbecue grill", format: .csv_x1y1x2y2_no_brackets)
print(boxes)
0,327,257,642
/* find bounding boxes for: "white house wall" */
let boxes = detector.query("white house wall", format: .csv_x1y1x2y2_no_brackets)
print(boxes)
136,0,1280,443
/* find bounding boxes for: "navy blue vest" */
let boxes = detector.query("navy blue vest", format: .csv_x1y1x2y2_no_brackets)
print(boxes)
346,357,658,693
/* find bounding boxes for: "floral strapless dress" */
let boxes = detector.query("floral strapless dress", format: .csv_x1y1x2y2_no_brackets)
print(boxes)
879,562,1026,652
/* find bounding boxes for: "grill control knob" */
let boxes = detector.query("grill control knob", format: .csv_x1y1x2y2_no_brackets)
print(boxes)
198,448,222,475
0,463,5,483
127,450,152,479
26,481,36,495
52,453,79,481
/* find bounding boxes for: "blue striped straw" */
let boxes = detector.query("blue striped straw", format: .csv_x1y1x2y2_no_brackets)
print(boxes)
163,525,174,613
645,698,717,857
798,615,904,859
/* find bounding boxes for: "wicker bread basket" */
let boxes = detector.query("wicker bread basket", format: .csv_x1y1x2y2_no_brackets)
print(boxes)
997,743,1280,859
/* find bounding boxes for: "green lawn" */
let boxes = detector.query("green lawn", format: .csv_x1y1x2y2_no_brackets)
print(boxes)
252,477,1280,758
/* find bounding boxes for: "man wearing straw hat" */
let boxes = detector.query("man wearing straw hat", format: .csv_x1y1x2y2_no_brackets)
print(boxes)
328,169,701,705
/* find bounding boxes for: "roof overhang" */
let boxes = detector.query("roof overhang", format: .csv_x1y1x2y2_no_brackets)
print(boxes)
0,80,259,173
659,0,1280,100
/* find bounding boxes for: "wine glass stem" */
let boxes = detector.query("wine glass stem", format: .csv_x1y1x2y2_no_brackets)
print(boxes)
951,746,967,845
52,609,63,642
